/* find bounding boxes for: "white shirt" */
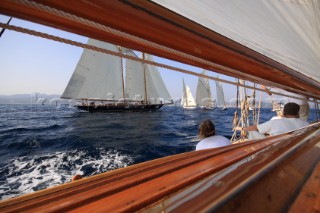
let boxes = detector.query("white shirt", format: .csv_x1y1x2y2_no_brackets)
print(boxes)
196,135,231,151
257,117,309,136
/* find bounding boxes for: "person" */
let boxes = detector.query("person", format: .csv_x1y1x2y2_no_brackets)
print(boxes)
72,174,83,182
281,91,309,121
196,120,231,151
261,85,309,121
235,102,309,140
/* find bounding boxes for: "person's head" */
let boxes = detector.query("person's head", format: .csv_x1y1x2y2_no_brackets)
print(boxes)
283,102,300,118
72,174,83,182
198,120,216,139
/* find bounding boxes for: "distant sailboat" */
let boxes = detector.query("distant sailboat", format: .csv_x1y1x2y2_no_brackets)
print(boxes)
181,79,197,110
196,70,215,110
214,77,228,110
61,39,172,112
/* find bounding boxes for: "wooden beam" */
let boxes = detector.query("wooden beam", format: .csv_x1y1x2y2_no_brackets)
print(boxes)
0,0,319,98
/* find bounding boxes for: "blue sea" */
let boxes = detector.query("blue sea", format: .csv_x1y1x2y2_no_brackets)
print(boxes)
0,104,317,200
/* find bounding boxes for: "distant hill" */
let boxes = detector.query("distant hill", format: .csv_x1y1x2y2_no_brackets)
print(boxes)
0,94,62,104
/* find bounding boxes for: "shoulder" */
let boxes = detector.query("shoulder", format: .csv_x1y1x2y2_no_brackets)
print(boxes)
196,135,230,151
208,135,231,145
294,118,309,126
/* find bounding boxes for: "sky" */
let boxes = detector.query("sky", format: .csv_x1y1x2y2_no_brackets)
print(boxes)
0,15,255,103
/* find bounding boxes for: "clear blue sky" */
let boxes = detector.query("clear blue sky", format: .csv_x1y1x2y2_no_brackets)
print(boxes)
0,15,247,102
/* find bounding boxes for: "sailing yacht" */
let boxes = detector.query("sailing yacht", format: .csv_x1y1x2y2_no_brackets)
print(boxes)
181,79,197,109
214,77,228,110
196,70,215,110
61,39,172,112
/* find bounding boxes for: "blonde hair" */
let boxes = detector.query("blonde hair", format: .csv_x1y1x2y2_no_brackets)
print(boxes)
198,120,216,139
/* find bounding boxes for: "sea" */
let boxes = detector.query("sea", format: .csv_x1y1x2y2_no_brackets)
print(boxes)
0,104,317,200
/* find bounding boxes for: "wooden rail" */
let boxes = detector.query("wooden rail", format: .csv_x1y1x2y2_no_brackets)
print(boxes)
0,123,319,212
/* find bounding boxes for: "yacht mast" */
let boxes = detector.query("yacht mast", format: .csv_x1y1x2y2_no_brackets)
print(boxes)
143,53,148,104
118,46,125,101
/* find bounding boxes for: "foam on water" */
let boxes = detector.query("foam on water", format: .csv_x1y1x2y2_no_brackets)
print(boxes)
0,148,133,200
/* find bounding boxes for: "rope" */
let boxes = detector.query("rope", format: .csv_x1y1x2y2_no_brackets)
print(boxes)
315,100,319,121
251,84,257,125
0,23,275,92
0,21,319,104
6,0,319,99
257,90,263,124
10,0,255,81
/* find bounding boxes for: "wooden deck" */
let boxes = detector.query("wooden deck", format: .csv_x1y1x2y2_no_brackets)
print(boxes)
288,162,320,213
0,123,319,212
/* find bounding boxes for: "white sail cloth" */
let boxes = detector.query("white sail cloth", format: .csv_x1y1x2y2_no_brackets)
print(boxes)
61,39,122,99
196,70,214,107
63,39,171,104
181,79,197,108
125,51,172,104
151,0,320,84
214,79,226,108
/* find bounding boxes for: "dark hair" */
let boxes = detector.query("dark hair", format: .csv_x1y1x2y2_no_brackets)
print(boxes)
283,102,300,117
198,120,216,139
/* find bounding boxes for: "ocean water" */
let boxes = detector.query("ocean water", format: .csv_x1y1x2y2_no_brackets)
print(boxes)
0,104,317,200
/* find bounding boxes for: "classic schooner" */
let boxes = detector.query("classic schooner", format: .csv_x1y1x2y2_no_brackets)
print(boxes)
0,0,319,212
61,39,172,112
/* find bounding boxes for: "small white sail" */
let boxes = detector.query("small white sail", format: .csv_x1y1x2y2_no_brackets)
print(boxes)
214,77,227,110
61,39,123,100
181,79,197,109
196,70,214,109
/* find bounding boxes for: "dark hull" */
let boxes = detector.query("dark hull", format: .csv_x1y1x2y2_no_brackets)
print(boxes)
77,104,163,113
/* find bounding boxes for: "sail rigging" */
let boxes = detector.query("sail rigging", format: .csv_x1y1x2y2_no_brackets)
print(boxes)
62,39,171,111
125,51,171,104
149,0,320,96
61,39,123,100
1,0,320,98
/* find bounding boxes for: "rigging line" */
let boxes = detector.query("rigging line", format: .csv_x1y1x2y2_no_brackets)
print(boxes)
315,100,319,122
252,83,257,125
0,17,12,37
1,22,319,104
118,47,125,100
7,0,318,98
257,89,263,125
9,0,254,80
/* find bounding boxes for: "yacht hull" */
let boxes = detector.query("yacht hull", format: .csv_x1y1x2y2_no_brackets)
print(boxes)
77,104,163,113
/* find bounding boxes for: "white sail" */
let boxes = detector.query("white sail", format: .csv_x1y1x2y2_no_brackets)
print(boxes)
61,39,123,100
145,54,172,104
63,40,171,106
125,50,145,101
125,52,171,104
151,0,320,85
181,79,196,108
196,70,214,108
214,78,226,109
